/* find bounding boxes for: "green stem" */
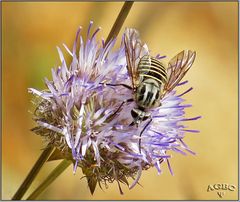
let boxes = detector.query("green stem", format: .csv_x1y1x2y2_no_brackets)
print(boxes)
105,1,134,45
12,146,54,200
26,159,72,200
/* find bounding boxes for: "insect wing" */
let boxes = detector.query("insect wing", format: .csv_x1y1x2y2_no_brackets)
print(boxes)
124,28,149,89
162,50,196,98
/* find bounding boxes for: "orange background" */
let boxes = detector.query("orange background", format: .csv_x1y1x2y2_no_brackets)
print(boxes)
2,2,238,200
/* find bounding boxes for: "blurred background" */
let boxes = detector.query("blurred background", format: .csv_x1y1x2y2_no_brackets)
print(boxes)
2,2,238,200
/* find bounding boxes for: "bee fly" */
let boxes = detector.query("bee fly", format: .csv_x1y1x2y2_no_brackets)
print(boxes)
130,54,167,126
102,28,196,152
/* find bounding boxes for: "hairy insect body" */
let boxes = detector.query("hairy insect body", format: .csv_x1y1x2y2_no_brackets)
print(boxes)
131,55,167,125
136,55,167,108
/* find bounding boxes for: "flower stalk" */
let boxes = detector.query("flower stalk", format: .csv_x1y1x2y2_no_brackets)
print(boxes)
12,146,54,200
105,1,134,45
26,160,72,200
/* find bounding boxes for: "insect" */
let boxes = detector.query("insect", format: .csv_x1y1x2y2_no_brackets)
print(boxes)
103,28,196,152
128,54,167,126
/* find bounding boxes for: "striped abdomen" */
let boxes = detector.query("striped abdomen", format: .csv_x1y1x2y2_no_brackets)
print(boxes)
135,55,167,109
137,55,167,85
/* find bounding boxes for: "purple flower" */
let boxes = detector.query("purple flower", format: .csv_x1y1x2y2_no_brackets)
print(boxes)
29,22,200,194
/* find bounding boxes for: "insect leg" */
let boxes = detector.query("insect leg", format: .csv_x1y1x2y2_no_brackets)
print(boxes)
106,98,134,123
111,98,134,117
138,118,152,153
99,82,133,90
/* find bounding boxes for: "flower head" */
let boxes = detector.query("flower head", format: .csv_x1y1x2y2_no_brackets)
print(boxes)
29,22,200,194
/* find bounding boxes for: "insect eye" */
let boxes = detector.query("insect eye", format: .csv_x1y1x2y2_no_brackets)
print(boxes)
131,110,138,118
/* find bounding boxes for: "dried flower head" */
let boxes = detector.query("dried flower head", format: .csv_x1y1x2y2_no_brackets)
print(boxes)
29,22,200,194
